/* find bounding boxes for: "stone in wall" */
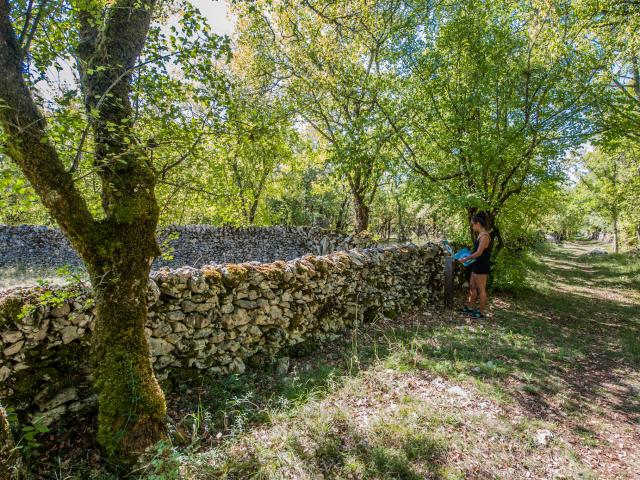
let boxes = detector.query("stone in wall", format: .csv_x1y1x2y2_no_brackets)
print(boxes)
0,243,444,428
154,225,372,267
0,224,371,274
0,225,82,270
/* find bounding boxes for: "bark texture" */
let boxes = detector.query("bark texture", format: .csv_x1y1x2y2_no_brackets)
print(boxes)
352,189,371,233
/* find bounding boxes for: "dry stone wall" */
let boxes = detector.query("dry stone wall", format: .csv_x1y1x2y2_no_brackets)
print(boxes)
0,243,444,428
0,224,369,272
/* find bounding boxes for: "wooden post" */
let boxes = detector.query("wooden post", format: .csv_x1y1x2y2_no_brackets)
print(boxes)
444,255,454,309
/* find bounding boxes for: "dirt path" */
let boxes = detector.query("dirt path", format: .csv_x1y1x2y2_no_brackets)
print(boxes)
487,242,640,478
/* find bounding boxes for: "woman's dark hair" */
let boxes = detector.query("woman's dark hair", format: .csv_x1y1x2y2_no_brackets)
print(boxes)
471,213,487,227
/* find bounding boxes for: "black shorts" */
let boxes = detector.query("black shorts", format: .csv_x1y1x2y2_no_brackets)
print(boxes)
472,262,490,275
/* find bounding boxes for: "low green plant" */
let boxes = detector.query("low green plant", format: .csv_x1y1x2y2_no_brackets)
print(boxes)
134,441,181,480
8,412,50,460
490,248,531,291
18,265,86,321
159,232,181,262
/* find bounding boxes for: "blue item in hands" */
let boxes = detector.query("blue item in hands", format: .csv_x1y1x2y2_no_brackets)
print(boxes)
454,248,476,267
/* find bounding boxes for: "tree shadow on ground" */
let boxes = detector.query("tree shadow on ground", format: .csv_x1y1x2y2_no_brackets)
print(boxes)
388,242,640,441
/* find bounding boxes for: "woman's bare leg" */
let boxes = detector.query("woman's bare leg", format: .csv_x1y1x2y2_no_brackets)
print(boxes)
467,273,478,307
475,274,488,314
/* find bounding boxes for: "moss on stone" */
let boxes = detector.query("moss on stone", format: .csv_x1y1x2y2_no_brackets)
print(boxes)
0,295,23,329
201,266,222,283
7,341,90,420
222,264,249,287
247,352,271,369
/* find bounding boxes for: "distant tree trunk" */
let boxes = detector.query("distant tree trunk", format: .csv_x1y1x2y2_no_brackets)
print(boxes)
247,171,269,224
247,196,260,224
380,218,391,241
347,169,377,234
395,196,406,242
335,195,350,232
352,190,370,233
234,162,269,225
612,214,619,253
636,223,640,247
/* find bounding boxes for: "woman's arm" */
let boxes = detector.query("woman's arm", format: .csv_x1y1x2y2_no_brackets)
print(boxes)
459,234,490,262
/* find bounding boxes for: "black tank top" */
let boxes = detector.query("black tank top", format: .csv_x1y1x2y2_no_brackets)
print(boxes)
473,232,491,272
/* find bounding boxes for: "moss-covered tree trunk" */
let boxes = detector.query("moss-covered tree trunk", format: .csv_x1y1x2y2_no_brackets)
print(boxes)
351,188,370,233
0,0,167,465
89,223,165,458
347,162,378,234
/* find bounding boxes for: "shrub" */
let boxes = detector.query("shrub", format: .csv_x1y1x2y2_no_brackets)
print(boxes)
490,248,530,291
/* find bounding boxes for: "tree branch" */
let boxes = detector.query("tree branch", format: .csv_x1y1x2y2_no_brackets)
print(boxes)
0,0,97,259
20,0,48,60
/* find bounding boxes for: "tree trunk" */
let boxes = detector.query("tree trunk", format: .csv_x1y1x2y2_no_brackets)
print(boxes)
87,222,166,462
612,215,619,253
248,194,261,224
0,0,167,465
636,223,640,247
396,196,406,242
335,195,350,232
248,208,256,224
352,190,370,233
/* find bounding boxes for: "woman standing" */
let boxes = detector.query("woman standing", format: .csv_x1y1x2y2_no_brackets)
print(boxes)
459,214,491,318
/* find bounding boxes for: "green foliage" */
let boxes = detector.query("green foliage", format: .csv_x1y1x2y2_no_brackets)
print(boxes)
136,441,181,480
490,248,531,292
159,231,181,262
17,267,85,320
583,0,640,145
396,0,600,233
0,156,49,224
572,142,640,250
5,408,50,460
232,0,430,230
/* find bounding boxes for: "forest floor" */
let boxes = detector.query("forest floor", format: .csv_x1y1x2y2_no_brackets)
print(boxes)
33,241,640,479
